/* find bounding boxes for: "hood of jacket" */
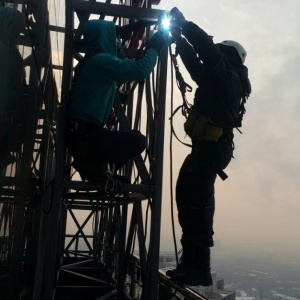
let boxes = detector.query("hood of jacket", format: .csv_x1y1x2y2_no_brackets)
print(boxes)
83,19,117,56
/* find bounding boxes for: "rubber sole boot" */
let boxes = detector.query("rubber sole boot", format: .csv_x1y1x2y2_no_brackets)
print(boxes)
165,253,189,276
113,174,131,184
166,241,200,279
167,269,213,286
166,243,213,286
72,159,107,182
73,159,131,184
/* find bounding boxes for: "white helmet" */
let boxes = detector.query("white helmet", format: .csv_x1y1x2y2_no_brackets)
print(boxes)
219,40,247,64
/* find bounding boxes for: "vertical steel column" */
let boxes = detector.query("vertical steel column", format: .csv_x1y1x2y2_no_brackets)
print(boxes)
42,1,74,299
145,44,168,300
32,143,55,300
7,0,49,299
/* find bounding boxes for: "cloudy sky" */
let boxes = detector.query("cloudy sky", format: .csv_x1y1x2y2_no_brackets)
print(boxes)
154,0,300,258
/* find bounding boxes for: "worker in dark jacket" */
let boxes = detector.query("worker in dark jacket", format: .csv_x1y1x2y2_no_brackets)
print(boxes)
0,7,26,170
66,19,167,182
166,8,251,286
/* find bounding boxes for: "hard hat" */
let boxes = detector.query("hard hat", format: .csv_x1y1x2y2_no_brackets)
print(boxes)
219,40,247,63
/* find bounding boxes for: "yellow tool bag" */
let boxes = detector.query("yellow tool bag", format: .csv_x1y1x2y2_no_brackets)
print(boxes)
184,110,223,142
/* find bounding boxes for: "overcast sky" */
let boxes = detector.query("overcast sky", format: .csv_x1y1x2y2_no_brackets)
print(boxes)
155,0,300,258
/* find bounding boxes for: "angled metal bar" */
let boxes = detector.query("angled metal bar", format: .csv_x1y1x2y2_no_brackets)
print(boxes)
64,208,94,252
135,201,148,287
32,55,58,299
71,0,166,21
123,204,138,276
95,290,118,300
62,258,97,268
32,142,56,300
73,0,96,40
133,82,145,130
60,268,107,284
116,203,128,290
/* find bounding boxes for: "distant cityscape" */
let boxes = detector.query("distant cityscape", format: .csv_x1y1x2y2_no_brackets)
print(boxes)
159,242,300,300
68,236,300,299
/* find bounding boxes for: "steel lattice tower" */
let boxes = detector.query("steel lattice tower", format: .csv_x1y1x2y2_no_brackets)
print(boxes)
0,1,208,299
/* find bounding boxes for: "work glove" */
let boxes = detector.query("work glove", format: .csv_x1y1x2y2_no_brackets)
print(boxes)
170,21,182,41
170,7,187,28
148,30,168,53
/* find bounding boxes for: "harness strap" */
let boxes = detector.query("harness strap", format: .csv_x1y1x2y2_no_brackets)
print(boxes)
170,52,192,117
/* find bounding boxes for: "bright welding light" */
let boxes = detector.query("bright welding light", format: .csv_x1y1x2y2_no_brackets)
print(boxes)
161,15,171,31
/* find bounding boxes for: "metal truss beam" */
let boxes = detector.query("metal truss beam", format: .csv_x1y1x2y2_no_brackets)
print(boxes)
71,0,165,21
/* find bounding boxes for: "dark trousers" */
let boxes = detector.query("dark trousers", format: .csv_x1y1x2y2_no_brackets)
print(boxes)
176,137,233,248
66,124,147,170
0,114,25,169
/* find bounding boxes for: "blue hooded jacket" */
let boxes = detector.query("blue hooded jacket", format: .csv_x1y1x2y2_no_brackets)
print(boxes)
67,19,158,126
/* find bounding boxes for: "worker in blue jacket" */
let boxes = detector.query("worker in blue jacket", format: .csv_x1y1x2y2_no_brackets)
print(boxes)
166,8,251,286
66,19,167,182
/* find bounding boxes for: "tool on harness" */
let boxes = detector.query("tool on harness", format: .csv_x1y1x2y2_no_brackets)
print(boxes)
169,49,193,148
170,51,192,117
169,47,228,181
234,91,250,134
230,63,251,134
105,163,116,194
184,110,223,142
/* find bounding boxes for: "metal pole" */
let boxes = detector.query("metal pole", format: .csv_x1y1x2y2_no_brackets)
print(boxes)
42,1,74,298
145,44,168,300
7,0,49,298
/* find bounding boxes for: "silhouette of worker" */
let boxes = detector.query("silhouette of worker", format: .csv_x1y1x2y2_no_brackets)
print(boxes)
166,8,251,286
66,19,167,182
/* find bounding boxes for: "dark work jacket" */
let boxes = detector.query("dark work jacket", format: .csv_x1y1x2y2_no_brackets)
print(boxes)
176,21,249,130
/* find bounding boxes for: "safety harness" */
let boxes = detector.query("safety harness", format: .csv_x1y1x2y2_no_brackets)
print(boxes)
169,50,225,145
169,49,243,181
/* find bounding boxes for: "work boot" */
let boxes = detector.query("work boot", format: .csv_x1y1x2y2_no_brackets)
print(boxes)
72,159,107,182
166,246,213,286
113,174,131,184
166,237,198,274
166,244,192,275
72,159,130,184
